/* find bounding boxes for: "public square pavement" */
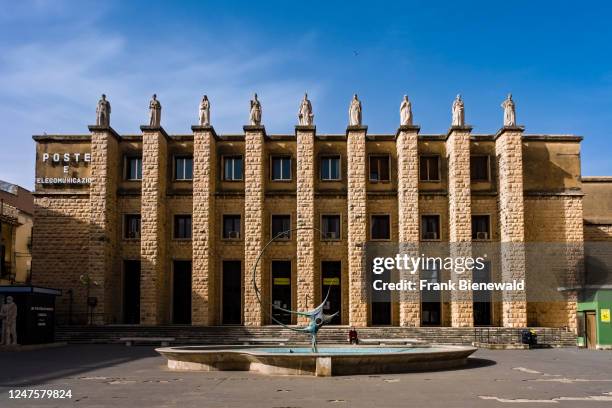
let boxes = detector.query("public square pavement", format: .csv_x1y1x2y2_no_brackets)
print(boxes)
1,345,611,407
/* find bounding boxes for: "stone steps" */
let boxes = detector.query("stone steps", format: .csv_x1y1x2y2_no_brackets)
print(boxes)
56,326,576,346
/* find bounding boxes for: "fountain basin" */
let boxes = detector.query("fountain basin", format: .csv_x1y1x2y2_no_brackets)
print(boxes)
156,345,477,376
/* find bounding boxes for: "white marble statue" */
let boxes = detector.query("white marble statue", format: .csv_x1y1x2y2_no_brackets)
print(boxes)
0,296,17,346
501,93,516,127
148,94,162,127
452,94,465,127
349,94,362,126
199,95,210,126
96,94,111,127
298,93,314,126
400,95,413,126
249,93,262,126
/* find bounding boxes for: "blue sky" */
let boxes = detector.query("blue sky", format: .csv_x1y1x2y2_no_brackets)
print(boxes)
1,0,611,189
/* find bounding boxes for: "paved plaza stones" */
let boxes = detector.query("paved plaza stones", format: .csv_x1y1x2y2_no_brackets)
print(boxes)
1,345,612,407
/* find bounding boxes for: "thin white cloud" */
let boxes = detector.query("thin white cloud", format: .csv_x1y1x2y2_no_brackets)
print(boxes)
0,5,325,189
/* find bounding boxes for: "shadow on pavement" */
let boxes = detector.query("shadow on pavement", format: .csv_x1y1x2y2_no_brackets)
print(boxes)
0,344,159,387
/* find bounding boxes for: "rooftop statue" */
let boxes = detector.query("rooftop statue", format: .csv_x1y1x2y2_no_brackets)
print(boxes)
501,93,516,127
95,94,111,127
149,94,162,127
349,94,362,126
249,93,262,126
298,93,314,126
199,95,210,126
452,94,465,127
400,95,413,126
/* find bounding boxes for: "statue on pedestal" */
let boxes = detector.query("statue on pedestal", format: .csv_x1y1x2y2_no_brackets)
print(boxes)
400,95,413,126
199,95,210,126
0,296,18,346
501,93,516,127
96,94,111,127
349,94,362,126
298,93,313,126
148,94,162,127
249,93,262,126
452,94,465,127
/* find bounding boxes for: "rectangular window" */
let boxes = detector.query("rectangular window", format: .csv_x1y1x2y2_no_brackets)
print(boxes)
175,156,193,180
321,215,341,240
271,215,291,240
126,156,142,181
421,215,440,240
174,215,192,239
371,215,391,240
321,156,341,181
419,155,440,181
369,155,390,182
271,156,292,181
223,215,241,239
223,156,243,181
472,215,491,240
124,214,141,239
470,155,490,181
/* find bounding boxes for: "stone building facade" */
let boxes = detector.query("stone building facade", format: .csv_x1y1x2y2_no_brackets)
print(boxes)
31,108,592,329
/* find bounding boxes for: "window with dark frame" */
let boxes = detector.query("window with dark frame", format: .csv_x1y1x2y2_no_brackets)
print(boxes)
174,215,192,239
124,214,141,239
321,156,341,181
419,155,440,181
126,156,142,180
472,215,491,240
371,215,391,240
421,215,440,240
470,156,490,181
369,155,390,182
223,156,243,181
175,156,193,180
271,215,291,239
321,215,341,240
223,214,241,239
271,156,291,181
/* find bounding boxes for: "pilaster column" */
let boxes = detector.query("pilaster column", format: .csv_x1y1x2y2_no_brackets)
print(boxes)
88,125,120,324
495,126,527,327
446,125,473,327
296,125,316,324
243,125,266,326
347,125,368,326
192,125,217,325
140,125,169,324
396,125,421,326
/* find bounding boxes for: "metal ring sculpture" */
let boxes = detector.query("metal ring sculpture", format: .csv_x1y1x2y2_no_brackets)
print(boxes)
251,226,339,352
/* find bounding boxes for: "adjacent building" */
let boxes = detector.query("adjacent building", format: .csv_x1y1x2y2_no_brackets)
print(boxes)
0,181,33,285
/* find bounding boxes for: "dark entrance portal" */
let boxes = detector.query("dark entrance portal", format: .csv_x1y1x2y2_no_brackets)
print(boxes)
271,261,292,325
473,263,492,326
321,261,341,325
371,266,391,325
123,260,140,324
421,268,441,325
222,260,242,325
172,261,192,324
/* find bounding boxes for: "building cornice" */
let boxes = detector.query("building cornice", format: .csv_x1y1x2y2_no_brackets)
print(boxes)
88,125,120,140
140,125,169,139
33,134,91,141
346,125,367,137
523,135,583,142
582,176,612,183
191,125,218,140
